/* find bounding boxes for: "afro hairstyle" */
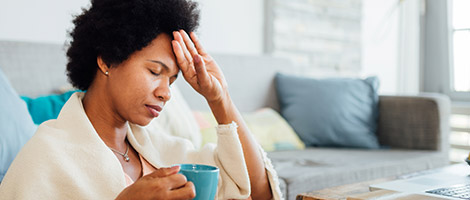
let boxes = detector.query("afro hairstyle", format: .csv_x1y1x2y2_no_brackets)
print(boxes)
66,0,200,90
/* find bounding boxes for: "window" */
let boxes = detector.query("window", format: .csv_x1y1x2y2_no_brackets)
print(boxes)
448,0,470,163
450,0,470,93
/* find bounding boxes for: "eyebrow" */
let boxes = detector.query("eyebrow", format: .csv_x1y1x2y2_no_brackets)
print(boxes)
146,59,179,78
147,59,170,71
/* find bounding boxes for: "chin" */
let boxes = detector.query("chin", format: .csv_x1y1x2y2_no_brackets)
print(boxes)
130,116,155,127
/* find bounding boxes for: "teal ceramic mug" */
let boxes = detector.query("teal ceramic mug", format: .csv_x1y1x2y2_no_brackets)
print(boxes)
177,164,219,200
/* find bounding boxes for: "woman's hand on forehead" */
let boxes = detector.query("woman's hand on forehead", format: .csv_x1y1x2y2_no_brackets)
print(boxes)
171,30,229,104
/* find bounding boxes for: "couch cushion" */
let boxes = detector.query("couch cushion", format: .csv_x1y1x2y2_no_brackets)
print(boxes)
267,148,448,200
0,68,37,182
275,73,380,149
21,90,78,125
193,108,305,151
0,41,68,97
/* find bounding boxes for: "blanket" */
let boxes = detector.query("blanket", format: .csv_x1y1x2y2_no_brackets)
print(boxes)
0,92,282,199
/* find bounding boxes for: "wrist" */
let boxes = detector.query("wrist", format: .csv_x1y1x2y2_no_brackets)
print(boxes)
207,92,235,125
206,90,231,107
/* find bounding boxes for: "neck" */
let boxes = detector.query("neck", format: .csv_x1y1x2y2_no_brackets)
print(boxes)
82,85,128,150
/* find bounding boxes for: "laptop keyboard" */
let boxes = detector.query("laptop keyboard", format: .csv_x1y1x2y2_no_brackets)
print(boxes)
426,184,470,200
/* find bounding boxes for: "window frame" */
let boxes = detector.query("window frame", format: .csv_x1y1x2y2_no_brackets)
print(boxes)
443,0,470,101
423,0,470,102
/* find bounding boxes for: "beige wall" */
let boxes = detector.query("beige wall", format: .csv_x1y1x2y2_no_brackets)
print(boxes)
0,0,405,94
361,0,400,94
0,0,264,54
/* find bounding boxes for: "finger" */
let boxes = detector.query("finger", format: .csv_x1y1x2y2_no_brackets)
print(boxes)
193,54,210,86
190,32,208,56
164,173,188,190
172,40,188,71
174,31,193,64
173,40,197,77
179,30,198,57
168,181,196,200
147,165,180,178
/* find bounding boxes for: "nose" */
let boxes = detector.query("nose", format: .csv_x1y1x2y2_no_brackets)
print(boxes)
153,79,171,102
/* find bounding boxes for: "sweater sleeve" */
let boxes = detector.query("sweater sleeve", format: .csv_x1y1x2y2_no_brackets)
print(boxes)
154,120,249,199
154,121,283,199
192,122,284,200
213,122,251,199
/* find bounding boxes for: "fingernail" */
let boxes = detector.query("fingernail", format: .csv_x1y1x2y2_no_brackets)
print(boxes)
171,165,180,171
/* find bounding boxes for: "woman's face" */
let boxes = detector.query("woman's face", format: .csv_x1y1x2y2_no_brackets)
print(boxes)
105,33,179,126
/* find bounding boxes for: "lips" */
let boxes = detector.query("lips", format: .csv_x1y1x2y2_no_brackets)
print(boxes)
145,104,162,118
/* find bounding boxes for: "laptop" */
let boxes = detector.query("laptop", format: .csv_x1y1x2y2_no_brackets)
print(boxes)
369,164,470,200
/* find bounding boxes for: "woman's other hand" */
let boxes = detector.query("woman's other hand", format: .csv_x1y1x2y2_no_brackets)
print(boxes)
172,30,228,104
172,31,273,199
116,166,195,200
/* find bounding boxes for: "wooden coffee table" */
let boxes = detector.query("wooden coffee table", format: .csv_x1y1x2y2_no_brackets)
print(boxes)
296,178,393,200
296,164,468,200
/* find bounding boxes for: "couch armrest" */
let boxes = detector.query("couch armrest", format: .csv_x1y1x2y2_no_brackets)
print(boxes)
377,93,451,152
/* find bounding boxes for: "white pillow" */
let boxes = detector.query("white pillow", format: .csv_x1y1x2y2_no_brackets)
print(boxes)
145,85,202,148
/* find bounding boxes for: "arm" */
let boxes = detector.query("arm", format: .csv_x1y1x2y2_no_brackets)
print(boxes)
172,30,273,200
208,92,273,200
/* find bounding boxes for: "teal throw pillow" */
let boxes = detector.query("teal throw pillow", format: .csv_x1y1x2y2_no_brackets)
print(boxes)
0,68,37,182
275,73,380,149
21,90,78,125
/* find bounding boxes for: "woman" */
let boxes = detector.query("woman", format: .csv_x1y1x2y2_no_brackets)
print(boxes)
0,0,282,199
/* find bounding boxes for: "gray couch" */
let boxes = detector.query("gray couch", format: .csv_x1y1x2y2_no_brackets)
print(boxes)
0,40,450,200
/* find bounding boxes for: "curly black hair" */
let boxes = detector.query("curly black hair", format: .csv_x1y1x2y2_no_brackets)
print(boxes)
66,0,200,90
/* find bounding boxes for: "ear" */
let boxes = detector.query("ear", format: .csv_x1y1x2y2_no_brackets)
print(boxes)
97,56,109,76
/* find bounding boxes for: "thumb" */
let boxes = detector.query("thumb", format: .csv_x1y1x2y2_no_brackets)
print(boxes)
148,165,180,178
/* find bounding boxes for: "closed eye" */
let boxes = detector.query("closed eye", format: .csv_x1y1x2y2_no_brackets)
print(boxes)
150,70,160,76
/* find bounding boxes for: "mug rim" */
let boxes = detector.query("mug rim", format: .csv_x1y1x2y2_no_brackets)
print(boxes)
176,163,219,173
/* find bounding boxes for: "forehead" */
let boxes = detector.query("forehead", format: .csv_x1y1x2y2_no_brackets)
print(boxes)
131,34,179,73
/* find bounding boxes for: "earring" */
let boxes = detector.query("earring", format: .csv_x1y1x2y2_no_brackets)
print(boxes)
105,71,109,75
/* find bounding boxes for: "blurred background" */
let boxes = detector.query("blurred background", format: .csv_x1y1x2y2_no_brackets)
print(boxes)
0,0,468,163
